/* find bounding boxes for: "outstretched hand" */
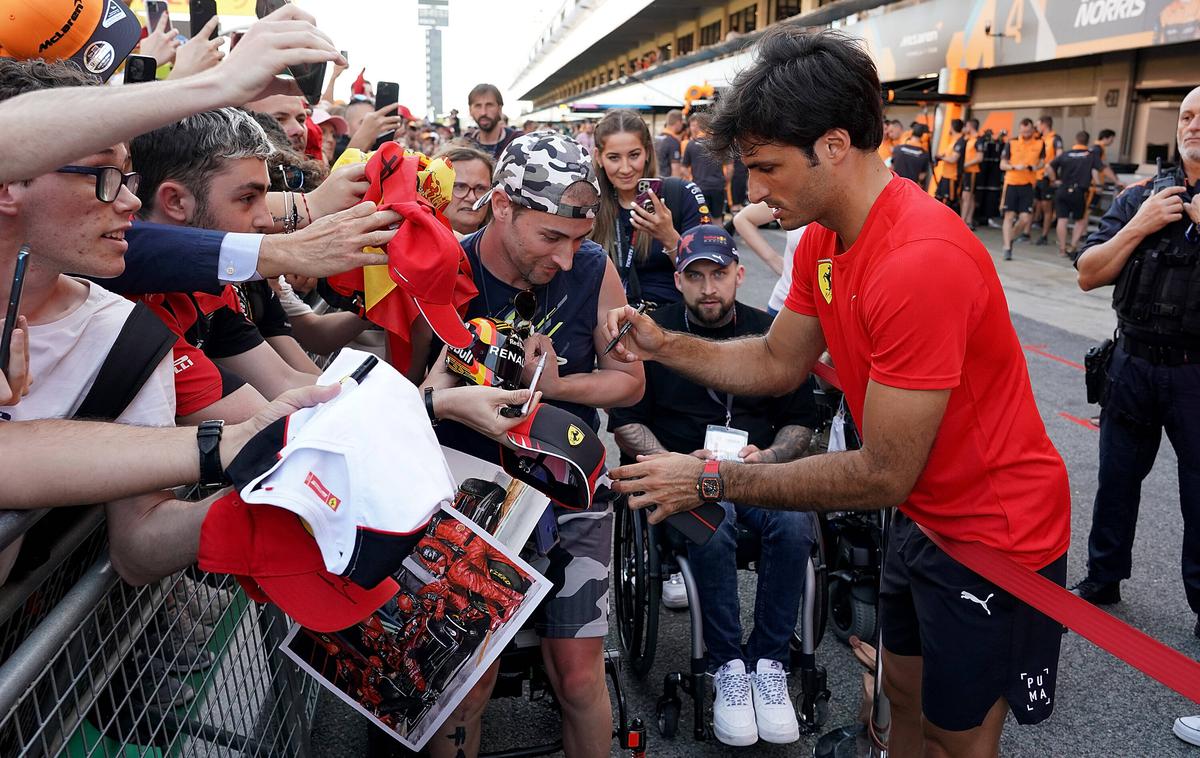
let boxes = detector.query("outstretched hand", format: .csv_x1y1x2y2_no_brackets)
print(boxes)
602,304,664,364
435,385,542,439
203,3,344,105
609,452,706,524
220,382,342,464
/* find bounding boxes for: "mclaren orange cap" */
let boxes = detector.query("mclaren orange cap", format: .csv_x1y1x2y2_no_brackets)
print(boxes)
0,0,142,81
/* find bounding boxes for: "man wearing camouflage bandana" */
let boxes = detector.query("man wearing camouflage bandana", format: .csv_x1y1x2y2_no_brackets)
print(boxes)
425,131,645,758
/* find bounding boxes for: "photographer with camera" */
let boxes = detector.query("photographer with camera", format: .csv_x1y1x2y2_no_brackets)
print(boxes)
1074,87,1200,648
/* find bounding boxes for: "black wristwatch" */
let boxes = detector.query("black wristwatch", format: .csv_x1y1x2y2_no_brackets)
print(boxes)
696,459,724,503
424,387,438,426
197,420,229,488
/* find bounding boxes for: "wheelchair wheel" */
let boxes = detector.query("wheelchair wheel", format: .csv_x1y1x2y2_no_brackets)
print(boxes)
827,575,877,644
655,695,681,740
613,501,660,677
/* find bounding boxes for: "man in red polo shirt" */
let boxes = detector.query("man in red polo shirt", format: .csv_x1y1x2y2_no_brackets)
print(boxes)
605,27,1070,756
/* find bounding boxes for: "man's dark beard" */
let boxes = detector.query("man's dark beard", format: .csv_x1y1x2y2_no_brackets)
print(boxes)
476,116,497,133
687,300,734,328
188,196,221,232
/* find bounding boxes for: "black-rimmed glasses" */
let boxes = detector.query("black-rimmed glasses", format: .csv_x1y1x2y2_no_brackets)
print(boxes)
452,181,491,200
55,166,140,203
276,164,305,191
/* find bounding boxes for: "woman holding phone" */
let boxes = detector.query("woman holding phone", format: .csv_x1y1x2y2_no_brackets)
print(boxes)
590,109,708,306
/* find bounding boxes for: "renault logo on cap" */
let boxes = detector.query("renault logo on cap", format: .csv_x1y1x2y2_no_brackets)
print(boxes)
567,425,585,447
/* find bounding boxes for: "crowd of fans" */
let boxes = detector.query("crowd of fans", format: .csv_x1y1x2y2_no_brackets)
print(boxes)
0,2,1197,755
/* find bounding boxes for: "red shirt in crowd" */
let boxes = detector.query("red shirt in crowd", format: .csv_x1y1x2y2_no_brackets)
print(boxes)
785,175,1070,569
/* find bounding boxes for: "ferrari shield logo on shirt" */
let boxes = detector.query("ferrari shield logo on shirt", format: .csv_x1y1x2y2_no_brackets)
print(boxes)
567,425,585,447
304,471,342,511
817,259,834,304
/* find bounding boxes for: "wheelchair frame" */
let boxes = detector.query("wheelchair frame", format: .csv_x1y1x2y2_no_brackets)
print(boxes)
614,501,832,742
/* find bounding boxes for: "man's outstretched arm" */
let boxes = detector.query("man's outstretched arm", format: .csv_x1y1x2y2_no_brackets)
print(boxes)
0,4,344,182
0,384,338,510
605,304,826,398
611,381,948,523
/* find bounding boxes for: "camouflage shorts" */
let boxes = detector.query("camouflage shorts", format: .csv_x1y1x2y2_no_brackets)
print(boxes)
528,499,613,639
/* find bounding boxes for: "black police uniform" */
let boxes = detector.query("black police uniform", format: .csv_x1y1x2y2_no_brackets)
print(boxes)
1078,166,1200,617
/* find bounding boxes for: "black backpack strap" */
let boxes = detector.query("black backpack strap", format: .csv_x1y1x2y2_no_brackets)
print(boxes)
74,301,177,421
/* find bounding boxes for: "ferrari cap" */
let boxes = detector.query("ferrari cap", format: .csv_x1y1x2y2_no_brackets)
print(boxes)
499,402,606,510
0,0,142,82
198,490,400,633
227,349,456,591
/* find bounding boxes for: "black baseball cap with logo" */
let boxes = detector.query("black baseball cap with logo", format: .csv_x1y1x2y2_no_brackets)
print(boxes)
499,403,606,511
675,223,740,271
0,0,142,82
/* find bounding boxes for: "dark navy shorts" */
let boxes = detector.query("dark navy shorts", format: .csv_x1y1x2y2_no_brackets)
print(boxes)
880,512,1066,731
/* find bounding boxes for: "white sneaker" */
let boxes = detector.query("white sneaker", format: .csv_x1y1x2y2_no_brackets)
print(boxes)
751,659,800,744
712,660,757,746
662,573,689,609
1175,715,1200,747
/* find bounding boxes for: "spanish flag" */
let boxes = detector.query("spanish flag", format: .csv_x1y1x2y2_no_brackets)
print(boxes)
326,144,477,373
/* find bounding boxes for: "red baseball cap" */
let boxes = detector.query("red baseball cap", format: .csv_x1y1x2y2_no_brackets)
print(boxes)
366,142,473,349
198,491,399,632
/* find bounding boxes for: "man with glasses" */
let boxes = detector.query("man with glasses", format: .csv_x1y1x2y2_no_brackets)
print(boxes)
435,144,494,237
425,132,644,758
0,58,237,587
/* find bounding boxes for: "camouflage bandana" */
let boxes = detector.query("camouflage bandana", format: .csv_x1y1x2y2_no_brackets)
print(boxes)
472,130,600,219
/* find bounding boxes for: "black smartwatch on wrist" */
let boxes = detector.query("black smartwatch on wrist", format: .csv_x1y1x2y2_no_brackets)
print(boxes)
197,420,229,488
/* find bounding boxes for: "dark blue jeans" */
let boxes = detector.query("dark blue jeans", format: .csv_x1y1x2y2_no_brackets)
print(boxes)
1088,345,1200,614
687,501,815,671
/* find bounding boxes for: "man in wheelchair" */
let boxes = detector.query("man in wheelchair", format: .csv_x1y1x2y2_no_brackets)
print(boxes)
610,225,820,746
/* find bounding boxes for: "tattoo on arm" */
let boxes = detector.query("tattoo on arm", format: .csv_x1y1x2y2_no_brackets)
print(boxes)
613,423,669,459
766,424,813,464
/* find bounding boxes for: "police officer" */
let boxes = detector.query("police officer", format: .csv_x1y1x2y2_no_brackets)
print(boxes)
1074,86,1200,644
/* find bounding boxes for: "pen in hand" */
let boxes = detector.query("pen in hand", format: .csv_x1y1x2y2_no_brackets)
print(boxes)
602,302,648,357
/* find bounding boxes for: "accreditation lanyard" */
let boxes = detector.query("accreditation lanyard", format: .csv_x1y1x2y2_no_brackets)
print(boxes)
615,214,636,279
683,308,735,427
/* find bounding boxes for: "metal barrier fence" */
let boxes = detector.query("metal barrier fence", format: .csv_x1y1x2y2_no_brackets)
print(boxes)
0,505,320,757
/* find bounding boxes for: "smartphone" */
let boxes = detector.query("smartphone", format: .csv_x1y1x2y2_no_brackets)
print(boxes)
634,177,663,212
289,61,327,105
188,0,218,39
0,246,30,376
256,0,288,18
375,81,400,143
146,0,169,33
123,54,157,84
375,80,399,112
664,501,727,546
